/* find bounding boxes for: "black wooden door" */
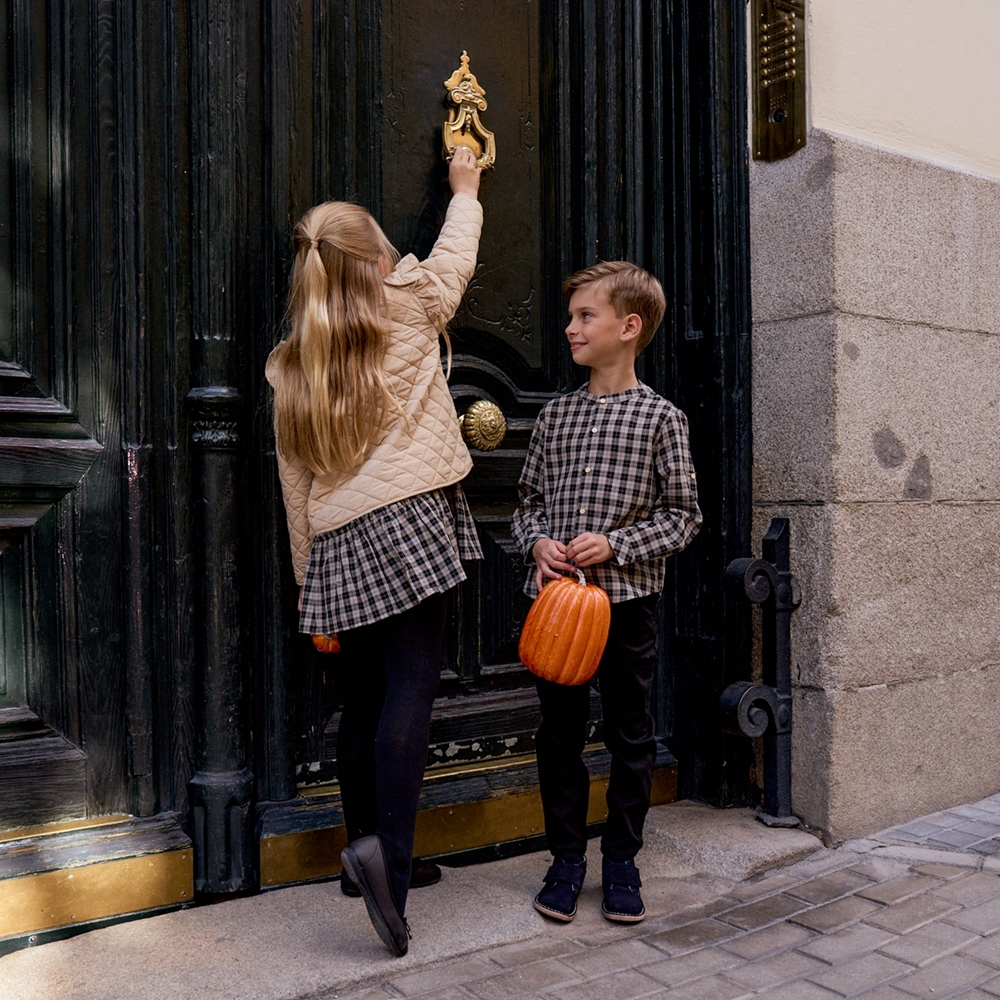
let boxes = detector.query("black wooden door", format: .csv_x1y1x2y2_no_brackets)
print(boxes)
289,0,756,805
1,0,753,892
310,4,556,778
296,3,621,787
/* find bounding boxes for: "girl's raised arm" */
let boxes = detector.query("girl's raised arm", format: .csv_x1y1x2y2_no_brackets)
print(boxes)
395,147,484,330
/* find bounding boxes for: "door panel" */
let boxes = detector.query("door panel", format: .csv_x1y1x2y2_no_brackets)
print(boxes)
295,1,755,807
303,0,560,784
380,4,542,375
471,520,533,675
379,3,547,706
0,0,114,828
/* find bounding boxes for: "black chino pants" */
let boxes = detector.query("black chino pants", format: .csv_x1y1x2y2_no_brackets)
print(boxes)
534,593,659,862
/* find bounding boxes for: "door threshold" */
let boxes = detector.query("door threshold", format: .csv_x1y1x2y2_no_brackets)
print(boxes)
299,746,560,800
0,813,193,946
260,745,677,888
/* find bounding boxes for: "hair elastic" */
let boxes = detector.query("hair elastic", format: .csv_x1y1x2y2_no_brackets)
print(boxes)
308,238,319,251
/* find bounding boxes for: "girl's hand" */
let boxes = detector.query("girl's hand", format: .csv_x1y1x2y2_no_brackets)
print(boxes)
298,587,303,613
566,532,614,567
449,145,482,198
531,537,574,592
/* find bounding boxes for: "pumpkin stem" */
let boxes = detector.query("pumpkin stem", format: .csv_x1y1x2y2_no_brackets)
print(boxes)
575,568,586,586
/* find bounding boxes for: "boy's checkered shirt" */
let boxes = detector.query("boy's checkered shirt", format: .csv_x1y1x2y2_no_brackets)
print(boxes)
511,382,702,602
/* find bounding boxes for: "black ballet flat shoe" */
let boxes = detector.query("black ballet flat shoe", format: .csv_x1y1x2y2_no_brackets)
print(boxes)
601,856,645,923
341,858,442,897
411,858,443,889
340,835,411,956
340,869,363,898
533,854,587,922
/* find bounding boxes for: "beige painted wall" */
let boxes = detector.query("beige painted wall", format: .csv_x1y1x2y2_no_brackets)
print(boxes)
808,0,1000,181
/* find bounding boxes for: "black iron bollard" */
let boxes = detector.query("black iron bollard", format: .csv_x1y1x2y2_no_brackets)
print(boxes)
187,387,255,893
719,518,802,827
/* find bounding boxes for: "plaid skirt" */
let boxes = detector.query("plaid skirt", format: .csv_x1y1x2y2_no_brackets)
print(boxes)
299,483,483,634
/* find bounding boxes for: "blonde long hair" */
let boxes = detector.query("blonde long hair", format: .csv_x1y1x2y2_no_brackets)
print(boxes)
271,202,403,475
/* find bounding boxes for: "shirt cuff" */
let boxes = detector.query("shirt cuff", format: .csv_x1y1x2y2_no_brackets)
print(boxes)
605,529,632,566
521,531,548,565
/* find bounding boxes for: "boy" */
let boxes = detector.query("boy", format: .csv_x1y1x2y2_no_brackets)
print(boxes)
511,261,702,923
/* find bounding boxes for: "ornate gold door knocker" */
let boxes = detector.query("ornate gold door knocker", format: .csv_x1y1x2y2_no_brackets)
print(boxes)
442,51,496,169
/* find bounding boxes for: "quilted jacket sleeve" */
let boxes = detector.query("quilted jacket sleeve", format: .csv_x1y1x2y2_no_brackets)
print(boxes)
410,192,483,330
275,445,315,586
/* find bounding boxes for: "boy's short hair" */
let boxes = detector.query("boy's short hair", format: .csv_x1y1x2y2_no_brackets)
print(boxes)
562,261,666,352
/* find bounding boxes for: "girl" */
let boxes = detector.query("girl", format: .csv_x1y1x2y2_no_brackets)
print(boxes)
266,147,483,956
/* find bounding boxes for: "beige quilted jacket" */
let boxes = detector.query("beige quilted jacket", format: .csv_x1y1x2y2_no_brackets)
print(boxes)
266,192,483,584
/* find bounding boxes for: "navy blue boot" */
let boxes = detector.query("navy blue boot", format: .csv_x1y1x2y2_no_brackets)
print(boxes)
533,854,587,922
601,856,645,922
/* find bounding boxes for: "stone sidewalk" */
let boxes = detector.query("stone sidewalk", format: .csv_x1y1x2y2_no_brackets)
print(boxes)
0,800,822,1000
6,795,1000,999
339,794,1000,1000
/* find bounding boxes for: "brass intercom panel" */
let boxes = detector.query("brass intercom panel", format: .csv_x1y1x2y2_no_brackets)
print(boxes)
752,0,806,161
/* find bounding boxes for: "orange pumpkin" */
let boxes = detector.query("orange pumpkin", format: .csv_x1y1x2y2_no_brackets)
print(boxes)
518,572,611,686
311,633,341,654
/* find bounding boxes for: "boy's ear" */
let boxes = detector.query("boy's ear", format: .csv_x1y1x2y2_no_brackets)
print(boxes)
620,313,643,344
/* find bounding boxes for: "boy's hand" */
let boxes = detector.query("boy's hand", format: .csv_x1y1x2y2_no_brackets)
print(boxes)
566,532,614,567
532,537,575,592
449,145,482,197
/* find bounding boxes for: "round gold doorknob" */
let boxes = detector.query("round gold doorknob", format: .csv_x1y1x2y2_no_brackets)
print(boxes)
459,399,506,451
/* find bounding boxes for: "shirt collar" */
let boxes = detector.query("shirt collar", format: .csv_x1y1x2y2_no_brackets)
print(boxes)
577,381,647,402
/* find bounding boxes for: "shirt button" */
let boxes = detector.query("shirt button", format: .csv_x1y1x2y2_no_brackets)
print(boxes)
590,427,598,433
579,506,587,514
599,398,607,404
585,466,592,473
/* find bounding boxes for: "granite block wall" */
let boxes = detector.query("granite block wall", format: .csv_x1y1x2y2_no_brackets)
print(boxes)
750,129,1000,841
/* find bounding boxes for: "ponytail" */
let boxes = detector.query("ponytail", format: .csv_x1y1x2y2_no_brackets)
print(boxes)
272,202,403,475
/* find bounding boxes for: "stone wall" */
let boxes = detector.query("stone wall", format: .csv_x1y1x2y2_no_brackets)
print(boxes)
750,129,1000,842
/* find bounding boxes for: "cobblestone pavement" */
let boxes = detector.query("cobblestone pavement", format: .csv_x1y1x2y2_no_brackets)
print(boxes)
876,801,1000,856
338,793,1000,1000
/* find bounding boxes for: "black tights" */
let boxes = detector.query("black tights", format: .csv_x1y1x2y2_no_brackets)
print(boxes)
335,591,446,914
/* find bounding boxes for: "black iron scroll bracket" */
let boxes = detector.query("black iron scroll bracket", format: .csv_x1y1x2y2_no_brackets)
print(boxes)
719,518,802,828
